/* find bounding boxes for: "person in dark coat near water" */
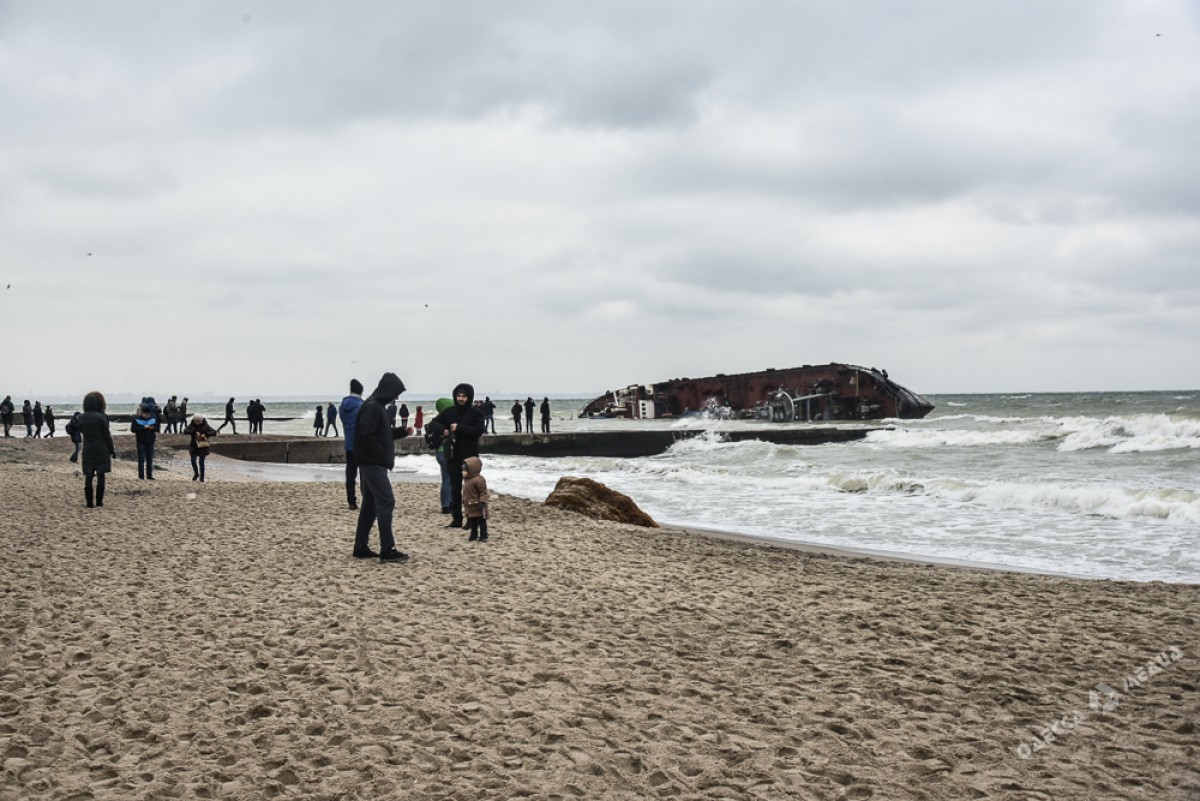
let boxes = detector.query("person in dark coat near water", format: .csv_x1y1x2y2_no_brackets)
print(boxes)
523,397,535,432
66,411,82,461
353,372,413,562
0,395,14,437
79,391,116,508
217,397,238,434
184,414,218,481
427,383,486,529
511,400,522,433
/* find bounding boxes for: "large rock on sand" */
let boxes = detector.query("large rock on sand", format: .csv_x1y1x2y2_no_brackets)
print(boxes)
544,476,659,528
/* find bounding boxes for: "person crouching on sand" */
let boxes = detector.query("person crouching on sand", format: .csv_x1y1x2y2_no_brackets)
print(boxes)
78,391,116,508
184,414,218,481
462,456,489,542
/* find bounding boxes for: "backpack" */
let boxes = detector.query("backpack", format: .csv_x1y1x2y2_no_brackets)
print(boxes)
424,421,445,450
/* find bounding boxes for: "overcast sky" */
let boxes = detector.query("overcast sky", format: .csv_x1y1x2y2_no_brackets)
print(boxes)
2,1,1197,399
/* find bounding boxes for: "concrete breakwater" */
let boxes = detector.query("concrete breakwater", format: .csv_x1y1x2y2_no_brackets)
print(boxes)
187,426,883,464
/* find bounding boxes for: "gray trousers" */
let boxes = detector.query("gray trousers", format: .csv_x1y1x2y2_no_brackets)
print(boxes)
355,464,396,553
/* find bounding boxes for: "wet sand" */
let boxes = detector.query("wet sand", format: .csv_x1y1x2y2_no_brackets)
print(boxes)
2,437,1198,801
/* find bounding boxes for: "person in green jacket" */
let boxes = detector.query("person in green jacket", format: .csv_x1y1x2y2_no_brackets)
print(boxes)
434,397,453,513
79,390,116,508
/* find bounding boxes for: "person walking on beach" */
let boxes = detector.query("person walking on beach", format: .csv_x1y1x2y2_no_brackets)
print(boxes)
44,406,56,437
313,405,325,437
540,397,551,433
217,397,238,434
184,414,218,481
246,399,258,434
482,396,496,434
352,372,413,562
79,391,115,508
131,402,159,480
429,383,486,529
511,400,522,432
65,412,82,461
524,397,535,433
179,397,188,423
462,456,490,542
325,402,338,437
0,396,13,437
32,401,44,438
339,379,365,510
22,400,33,437
398,402,409,432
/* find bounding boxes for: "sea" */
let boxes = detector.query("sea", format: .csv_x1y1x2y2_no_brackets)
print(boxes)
109,391,1199,584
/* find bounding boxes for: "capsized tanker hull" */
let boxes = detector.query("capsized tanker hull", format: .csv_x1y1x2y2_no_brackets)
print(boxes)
582,364,934,421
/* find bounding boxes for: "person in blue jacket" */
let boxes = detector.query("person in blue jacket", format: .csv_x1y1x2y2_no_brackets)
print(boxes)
338,379,364,510
131,401,160,479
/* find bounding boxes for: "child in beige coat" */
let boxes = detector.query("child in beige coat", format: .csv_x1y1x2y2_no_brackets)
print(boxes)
462,456,489,542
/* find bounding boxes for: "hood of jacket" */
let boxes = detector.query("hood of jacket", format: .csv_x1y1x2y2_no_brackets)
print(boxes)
463,456,483,478
453,383,475,406
367,372,406,404
435,397,454,413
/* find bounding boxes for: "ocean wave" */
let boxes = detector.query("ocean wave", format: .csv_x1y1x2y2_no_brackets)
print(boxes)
817,470,1200,526
1057,414,1200,453
864,428,1055,448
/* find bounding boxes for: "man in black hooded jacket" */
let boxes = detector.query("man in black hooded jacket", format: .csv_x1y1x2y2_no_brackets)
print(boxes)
427,382,486,528
352,372,413,562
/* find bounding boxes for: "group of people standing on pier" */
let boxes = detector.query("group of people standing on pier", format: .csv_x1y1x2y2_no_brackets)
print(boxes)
509,397,553,434
1,396,57,438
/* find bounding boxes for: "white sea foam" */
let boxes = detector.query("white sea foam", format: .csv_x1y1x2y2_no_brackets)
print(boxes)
864,427,1054,448
1057,414,1200,452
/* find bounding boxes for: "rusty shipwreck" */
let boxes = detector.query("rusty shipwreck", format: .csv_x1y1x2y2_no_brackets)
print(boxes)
582,364,934,422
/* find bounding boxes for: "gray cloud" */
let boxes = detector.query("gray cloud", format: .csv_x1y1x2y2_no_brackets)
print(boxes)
1,0,1197,395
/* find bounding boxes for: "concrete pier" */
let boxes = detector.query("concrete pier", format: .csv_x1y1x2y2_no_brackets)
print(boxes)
193,426,882,464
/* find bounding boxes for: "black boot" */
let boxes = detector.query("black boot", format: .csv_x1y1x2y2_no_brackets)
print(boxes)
85,485,94,508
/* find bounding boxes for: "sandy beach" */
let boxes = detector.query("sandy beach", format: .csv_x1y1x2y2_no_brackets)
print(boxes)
2,436,1197,801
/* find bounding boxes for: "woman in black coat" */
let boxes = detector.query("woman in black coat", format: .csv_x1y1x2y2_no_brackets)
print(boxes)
184,415,218,481
79,391,116,508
